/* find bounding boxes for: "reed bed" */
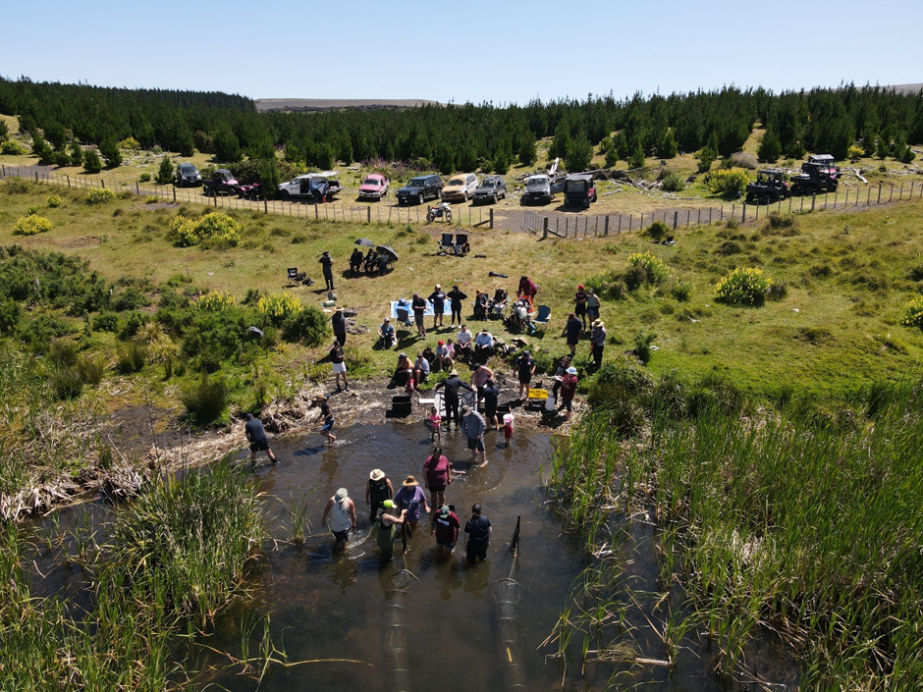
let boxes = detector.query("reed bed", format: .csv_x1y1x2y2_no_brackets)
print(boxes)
545,385,923,688
0,459,265,690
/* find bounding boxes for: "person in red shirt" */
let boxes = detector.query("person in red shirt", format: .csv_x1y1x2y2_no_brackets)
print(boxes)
432,504,461,559
517,275,538,308
560,367,579,420
423,447,453,510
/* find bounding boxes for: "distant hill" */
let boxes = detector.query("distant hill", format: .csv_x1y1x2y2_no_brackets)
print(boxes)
255,98,439,113
889,83,923,94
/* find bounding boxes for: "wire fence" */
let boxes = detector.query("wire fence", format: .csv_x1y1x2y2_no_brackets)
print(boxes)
4,164,921,239
523,179,923,239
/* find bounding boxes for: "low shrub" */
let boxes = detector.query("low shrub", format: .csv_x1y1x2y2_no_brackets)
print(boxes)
281,305,328,345
626,252,667,288
669,279,692,302
155,156,174,185
181,374,231,426
644,220,669,242
145,195,159,204
705,168,750,198
118,137,140,150
0,140,26,155
197,290,237,312
82,150,102,173
113,287,149,312
633,331,657,364
714,267,771,307
257,292,302,328
85,188,115,204
119,311,150,340
168,212,240,247
182,310,249,370
13,214,53,235
761,212,799,237
117,342,147,373
51,367,83,400
0,298,20,334
139,172,152,183
92,312,120,332
901,296,923,330
585,356,654,407
46,194,61,208
660,172,685,192
585,270,628,301
76,355,104,385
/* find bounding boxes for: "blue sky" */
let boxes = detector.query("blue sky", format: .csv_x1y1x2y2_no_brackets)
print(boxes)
1,0,920,104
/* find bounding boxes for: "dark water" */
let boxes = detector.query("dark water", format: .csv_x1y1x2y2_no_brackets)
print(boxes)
29,422,799,690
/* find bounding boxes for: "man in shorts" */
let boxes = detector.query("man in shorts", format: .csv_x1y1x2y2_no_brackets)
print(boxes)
245,413,276,464
481,379,499,431
462,405,487,466
321,487,357,552
411,293,427,338
432,504,461,560
464,503,491,565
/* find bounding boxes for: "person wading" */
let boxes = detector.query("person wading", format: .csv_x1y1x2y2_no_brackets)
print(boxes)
434,369,473,429
376,500,406,564
244,413,277,464
321,487,357,552
464,503,492,565
366,469,394,523
423,447,453,510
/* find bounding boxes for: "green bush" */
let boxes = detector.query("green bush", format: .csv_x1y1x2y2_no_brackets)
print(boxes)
51,367,83,400
46,194,61,208
705,168,750,198
626,252,667,287
0,140,27,155
181,374,231,426
48,338,79,369
86,188,115,204
660,172,685,192
901,296,923,330
670,279,692,302
119,311,150,340
13,215,53,235
155,156,174,185
644,220,669,242
76,355,104,385
633,331,656,365
282,305,328,345
696,142,717,173
92,312,119,332
257,292,302,328
82,149,102,173
113,287,149,312
139,172,152,183
585,356,653,407
117,342,147,373
168,212,240,248
585,271,628,300
714,267,771,307
182,310,248,369
99,139,122,168
0,298,20,334
69,141,83,166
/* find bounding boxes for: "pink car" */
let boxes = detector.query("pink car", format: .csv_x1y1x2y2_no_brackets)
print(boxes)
358,173,389,201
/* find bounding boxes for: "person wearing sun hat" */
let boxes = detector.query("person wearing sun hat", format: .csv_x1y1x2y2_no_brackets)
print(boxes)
331,306,347,346
560,366,579,419
375,499,407,564
321,487,357,551
431,504,461,559
365,469,394,523
394,475,430,535
590,318,607,368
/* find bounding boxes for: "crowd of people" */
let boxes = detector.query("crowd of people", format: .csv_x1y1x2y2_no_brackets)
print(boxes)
320,461,492,566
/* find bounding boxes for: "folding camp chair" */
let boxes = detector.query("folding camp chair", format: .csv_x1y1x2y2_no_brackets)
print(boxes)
396,307,413,327
439,232,454,253
455,233,470,255
532,305,551,332
287,267,313,285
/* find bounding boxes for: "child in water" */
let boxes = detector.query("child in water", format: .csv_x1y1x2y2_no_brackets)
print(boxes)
428,406,442,443
502,414,514,448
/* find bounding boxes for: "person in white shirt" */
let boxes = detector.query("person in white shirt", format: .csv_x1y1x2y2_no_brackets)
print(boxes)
456,325,473,363
413,352,431,387
474,328,494,364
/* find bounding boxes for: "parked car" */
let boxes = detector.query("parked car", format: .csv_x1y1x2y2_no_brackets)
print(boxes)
522,174,553,205
396,174,443,205
563,174,597,208
175,162,201,187
441,173,479,202
358,173,389,201
277,172,342,202
472,176,507,205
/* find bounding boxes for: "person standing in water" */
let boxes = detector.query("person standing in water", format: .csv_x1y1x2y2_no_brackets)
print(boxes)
423,447,452,511
321,487,357,552
366,469,394,523
464,503,492,565
394,475,430,537
244,413,277,464
316,396,337,445
432,504,461,560
376,500,406,565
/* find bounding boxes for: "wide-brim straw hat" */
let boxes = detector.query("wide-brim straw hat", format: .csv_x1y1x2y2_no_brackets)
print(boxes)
370,469,385,481
402,475,419,487
592,319,604,327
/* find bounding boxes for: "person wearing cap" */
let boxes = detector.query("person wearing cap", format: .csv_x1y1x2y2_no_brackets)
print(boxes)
423,446,453,510
462,405,488,466
394,475,430,535
464,503,492,564
481,378,500,431
366,469,394,523
432,504,461,559
321,487,357,551
378,318,395,349
574,285,588,329
434,339,452,372
376,499,407,564
331,306,347,346
328,339,348,392
411,293,427,338
586,288,601,323
447,285,467,328
514,349,536,402
434,369,474,428
319,251,334,291
470,362,494,405
455,324,473,363
315,396,337,445
562,312,583,357
428,284,447,330
560,367,579,419
474,328,494,364
590,319,607,368
244,413,276,464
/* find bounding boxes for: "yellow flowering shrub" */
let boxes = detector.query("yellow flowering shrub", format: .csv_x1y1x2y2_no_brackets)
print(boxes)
13,214,53,235
257,292,302,327
197,290,237,312
714,267,771,307
900,296,923,329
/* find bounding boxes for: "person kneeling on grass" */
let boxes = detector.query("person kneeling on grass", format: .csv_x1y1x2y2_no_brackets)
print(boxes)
245,413,277,465
321,487,357,552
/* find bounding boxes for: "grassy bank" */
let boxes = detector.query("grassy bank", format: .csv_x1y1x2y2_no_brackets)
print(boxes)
545,373,923,688
2,175,923,503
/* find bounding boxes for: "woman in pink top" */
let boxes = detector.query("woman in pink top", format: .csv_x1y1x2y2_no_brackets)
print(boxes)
422,447,453,510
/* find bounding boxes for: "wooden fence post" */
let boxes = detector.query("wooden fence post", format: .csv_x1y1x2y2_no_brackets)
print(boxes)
617,215,622,234
489,208,494,229
604,215,609,236
172,187,176,202
673,210,678,230
877,183,882,204
811,194,816,211
741,203,746,222
889,185,893,203
542,217,548,240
